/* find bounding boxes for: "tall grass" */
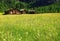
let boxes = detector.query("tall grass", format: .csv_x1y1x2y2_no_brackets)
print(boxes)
0,13,60,41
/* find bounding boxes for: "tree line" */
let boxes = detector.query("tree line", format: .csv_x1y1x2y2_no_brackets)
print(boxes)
0,0,60,13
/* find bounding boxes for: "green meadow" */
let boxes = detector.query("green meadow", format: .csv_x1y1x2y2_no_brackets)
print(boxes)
0,13,60,41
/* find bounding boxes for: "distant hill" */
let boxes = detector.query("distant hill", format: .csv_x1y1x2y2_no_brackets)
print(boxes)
35,1,60,13
19,0,56,7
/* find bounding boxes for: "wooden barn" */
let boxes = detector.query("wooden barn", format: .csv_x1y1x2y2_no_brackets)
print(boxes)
28,9,35,14
20,9,26,14
4,8,26,15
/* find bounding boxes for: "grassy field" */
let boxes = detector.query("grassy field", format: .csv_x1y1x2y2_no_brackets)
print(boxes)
0,13,60,41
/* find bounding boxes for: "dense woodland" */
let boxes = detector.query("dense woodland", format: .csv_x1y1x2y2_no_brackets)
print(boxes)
0,0,60,13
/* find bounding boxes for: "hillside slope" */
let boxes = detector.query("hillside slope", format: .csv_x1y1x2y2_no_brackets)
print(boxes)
35,1,60,13
0,0,60,13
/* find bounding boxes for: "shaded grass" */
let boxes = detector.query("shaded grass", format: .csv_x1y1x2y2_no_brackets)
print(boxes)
0,13,60,41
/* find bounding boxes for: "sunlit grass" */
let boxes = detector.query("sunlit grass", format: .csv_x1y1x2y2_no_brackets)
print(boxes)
0,13,60,41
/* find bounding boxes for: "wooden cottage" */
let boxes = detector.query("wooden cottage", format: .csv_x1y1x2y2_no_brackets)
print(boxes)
4,8,26,15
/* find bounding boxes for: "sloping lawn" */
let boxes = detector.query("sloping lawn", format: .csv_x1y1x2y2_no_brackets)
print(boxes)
0,13,60,41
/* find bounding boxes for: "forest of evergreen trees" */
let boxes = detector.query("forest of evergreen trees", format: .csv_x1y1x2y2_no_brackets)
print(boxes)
0,0,60,13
